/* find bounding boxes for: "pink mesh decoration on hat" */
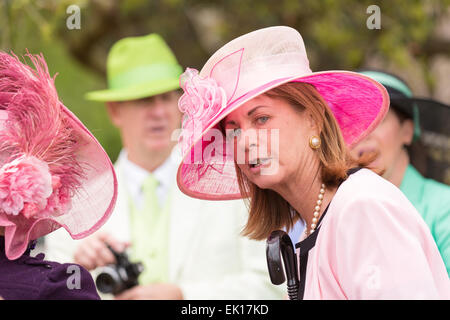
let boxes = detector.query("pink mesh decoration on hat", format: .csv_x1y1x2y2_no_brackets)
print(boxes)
176,26,389,200
0,52,117,260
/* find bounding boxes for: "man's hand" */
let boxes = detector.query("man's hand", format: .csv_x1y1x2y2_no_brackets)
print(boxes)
114,283,184,300
73,232,129,270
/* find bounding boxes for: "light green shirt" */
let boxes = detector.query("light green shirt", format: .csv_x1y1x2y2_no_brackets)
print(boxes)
400,164,450,276
117,149,177,285
128,174,173,284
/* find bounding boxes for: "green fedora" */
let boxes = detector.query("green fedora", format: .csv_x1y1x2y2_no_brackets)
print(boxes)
86,33,183,102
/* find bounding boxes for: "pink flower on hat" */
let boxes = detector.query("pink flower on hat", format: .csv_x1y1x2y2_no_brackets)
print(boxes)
43,178,72,218
178,68,227,154
0,156,53,218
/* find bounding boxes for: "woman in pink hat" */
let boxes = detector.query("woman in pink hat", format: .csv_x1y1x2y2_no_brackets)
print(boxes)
0,52,117,299
176,26,450,299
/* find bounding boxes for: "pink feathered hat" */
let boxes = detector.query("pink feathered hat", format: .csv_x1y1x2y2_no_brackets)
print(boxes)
0,52,118,260
177,26,389,200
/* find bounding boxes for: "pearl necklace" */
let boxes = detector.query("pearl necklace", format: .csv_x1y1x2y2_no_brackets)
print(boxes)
307,183,325,235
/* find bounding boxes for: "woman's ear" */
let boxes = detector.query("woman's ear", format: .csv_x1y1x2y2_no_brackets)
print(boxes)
400,119,414,146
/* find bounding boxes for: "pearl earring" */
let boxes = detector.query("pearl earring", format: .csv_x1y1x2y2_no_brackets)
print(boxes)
309,136,321,149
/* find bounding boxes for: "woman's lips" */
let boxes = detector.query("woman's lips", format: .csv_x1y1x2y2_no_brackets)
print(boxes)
248,157,271,173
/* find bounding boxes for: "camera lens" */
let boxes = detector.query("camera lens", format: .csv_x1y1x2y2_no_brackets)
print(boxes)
95,266,123,294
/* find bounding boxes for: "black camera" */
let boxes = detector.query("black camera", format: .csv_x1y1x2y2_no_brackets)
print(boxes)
95,245,144,295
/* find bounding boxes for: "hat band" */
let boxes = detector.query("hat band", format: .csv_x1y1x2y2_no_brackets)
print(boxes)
386,84,421,139
108,63,183,90
360,70,412,98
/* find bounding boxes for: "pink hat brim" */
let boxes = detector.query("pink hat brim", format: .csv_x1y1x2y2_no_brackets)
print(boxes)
0,103,118,260
177,71,389,201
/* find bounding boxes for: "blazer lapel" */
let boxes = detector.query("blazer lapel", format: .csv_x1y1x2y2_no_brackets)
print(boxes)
110,159,131,243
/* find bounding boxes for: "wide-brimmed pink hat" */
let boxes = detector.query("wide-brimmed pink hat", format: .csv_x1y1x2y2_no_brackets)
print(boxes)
177,26,389,200
0,52,118,260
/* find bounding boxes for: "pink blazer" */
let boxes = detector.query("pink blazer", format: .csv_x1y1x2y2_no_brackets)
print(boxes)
298,169,450,299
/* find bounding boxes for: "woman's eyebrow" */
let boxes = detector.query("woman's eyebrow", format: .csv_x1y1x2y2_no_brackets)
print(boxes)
224,106,269,126
247,105,267,116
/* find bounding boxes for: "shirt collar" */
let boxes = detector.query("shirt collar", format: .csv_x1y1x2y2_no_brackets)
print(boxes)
153,148,179,191
117,148,179,194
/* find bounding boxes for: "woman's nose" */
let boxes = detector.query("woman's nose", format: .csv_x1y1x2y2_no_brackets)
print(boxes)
235,128,259,159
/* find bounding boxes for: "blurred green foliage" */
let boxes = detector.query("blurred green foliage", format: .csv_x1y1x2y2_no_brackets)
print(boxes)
1,0,449,161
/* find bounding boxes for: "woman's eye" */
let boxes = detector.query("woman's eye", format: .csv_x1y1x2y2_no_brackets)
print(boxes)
256,116,269,124
226,128,241,140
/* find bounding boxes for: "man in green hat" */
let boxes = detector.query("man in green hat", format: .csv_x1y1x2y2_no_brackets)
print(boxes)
86,33,184,178
44,33,284,300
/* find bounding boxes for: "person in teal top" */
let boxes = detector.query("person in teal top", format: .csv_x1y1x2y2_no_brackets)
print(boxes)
352,70,450,276
401,164,450,267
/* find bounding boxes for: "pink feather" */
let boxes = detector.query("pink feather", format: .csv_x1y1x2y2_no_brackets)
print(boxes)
0,51,84,217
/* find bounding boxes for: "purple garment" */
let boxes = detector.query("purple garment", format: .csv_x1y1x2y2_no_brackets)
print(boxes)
0,236,100,300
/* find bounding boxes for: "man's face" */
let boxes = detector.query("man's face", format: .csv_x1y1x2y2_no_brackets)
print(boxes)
107,90,182,156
